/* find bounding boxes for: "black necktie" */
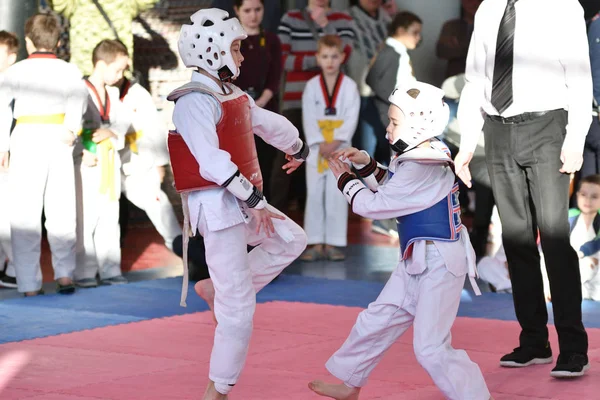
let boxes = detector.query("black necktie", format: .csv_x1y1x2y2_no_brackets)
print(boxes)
491,0,517,115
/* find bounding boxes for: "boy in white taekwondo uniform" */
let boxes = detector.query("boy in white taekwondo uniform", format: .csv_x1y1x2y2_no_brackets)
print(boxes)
0,14,87,296
118,75,181,250
301,34,360,262
0,31,19,288
168,9,308,399
73,40,131,287
309,82,492,400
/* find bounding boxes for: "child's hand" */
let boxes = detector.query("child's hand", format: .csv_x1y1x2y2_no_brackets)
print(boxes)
0,151,9,171
248,207,286,237
282,154,303,174
92,128,116,143
332,147,370,165
319,140,341,158
82,150,98,167
61,131,76,146
310,6,328,27
328,157,352,179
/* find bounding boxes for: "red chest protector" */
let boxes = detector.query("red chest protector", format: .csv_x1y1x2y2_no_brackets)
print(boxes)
167,82,263,193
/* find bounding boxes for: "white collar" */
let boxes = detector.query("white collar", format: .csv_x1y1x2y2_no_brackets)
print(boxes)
385,37,408,55
191,70,223,92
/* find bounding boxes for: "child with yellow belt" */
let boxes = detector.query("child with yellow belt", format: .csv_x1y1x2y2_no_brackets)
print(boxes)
0,14,87,296
73,39,131,287
300,35,359,262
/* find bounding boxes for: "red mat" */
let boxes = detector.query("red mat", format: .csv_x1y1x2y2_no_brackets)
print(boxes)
1,302,599,399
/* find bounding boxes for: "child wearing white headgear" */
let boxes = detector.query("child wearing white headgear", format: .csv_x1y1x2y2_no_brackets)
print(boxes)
167,8,309,399
309,81,492,400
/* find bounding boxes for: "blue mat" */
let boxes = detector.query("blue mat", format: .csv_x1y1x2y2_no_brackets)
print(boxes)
2,274,600,344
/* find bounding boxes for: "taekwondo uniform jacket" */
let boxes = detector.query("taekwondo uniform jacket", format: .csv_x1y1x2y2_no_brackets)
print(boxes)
171,72,303,235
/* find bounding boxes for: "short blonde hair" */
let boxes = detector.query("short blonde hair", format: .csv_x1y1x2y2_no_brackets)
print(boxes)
317,34,344,53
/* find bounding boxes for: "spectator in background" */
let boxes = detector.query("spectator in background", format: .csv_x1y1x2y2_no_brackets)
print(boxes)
274,0,355,214
366,11,421,139
381,0,397,18
234,0,282,197
436,0,482,80
300,35,359,262
48,0,159,75
212,0,283,32
0,31,19,289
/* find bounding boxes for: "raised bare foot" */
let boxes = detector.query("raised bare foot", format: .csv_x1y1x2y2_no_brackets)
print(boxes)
195,279,216,324
308,380,360,400
203,381,228,400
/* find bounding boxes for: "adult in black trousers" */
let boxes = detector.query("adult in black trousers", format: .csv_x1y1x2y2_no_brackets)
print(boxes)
455,0,592,377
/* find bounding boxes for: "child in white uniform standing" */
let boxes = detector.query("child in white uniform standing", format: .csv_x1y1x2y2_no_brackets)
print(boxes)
309,82,492,400
0,14,86,296
168,9,308,399
301,35,359,262
73,39,131,287
118,75,181,250
0,31,19,288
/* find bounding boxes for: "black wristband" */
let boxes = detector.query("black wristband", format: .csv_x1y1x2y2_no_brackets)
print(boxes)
245,185,264,208
356,157,377,178
292,140,309,160
337,172,358,191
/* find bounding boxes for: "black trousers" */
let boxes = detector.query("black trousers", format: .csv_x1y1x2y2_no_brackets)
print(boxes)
484,109,588,356
269,108,305,214
581,117,600,178
469,154,495,259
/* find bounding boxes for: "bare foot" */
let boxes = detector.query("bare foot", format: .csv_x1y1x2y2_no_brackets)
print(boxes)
308,380,360,400
203,381,228,400
195,279,216,324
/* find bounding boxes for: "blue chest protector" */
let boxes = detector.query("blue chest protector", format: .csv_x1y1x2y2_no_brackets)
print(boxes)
396,182,462,260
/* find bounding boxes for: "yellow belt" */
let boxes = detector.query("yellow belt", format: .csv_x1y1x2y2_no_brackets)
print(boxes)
16,114,65,125
125,130,143,154
97,140,118,201
317,120,343,173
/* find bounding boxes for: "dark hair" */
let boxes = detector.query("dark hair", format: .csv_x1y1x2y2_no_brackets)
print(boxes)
579,175,600,189
0,31,19,54
233,0,264,9
92,39,129,66
24,13,60,50
388,11,422,37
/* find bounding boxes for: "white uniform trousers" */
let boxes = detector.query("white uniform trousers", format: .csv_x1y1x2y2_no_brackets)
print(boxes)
121,167,180,249
9,126,77,293
74,163,122,280
0,170,15,277
197,205,307,391
304,161,348,247
326,244,490,400
477,245,511,292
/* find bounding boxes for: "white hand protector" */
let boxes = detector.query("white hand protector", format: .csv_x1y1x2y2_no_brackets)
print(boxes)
178,8,247,81
388,81,450,154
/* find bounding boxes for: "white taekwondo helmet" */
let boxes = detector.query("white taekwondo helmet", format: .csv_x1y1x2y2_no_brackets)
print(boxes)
387,81,450,154
178,8,247,81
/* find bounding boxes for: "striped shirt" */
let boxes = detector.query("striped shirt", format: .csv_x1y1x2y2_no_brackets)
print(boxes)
278,9,355,111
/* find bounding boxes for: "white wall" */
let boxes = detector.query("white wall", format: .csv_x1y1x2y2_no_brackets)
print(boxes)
395,0,461,86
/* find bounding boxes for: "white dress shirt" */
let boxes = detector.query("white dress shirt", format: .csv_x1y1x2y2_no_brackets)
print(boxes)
172,72,301,233
458,0,592,154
